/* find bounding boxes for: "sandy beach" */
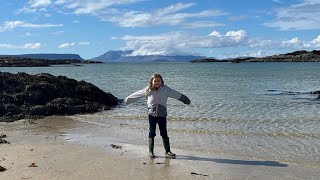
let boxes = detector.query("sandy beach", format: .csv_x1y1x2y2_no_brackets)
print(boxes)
1,116,319,180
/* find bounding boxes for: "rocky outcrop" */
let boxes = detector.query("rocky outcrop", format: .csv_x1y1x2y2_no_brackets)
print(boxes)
246,50,320,62
0,72,119,122
191,58,225,62
191,58,250,63
0,57,102,67
193,50,320,63
0,53,84,60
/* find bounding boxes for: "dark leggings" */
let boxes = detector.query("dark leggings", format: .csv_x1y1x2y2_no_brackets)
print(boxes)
148,115,168,138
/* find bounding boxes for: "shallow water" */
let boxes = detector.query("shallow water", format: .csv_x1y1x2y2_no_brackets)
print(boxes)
1,62,320,166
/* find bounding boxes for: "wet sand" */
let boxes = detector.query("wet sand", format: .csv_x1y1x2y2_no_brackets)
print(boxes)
1,116,319,180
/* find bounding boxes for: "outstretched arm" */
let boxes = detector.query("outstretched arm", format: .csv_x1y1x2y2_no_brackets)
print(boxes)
166,86,191,105
124,87,147,104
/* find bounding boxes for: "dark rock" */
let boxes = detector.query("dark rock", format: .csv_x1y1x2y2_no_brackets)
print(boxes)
284,50,309,56
0,166,6,172
311,91,320,99
246,50,320,62
0,53,84,60
191,58,223,62
0,56,102,67
0,72,119,122
310,91,320,94
110,144,122,149
191,172,208,176
0,133,9,144
0,139,9,144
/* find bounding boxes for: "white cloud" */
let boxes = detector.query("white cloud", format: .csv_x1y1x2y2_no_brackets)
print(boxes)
209,31,222,37
280,37,303,48
0,42,41,49
54,0,70,5
196,30,248,48
228,15,247,21
17,0,52,13
25,32,33,36
248,39,276,48
48,0,144,14
0,44,20,49
310,35,320,44
226,30,248,43
78,42,90,45
183,21,224,29
248,35,320,50
304,35,320,48
16,7,37,14
121,30,248,56
58,42,75,48
28,0,52,8
156,3,194,16
24,43,41,49
121,32,187,55
70,0,144,14
18,0,143,15
58,42,90,48
0,21,63,32
264,0,320,30
223,49,266,59
104,4,226,27
19,1,226,28
52,30,64,35
255,49,262,56
121,29,320,56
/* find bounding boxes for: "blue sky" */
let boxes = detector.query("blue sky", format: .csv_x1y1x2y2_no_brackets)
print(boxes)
0,0,320,59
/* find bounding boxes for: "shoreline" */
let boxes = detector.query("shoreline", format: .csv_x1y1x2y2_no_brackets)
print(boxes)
1,116,320,179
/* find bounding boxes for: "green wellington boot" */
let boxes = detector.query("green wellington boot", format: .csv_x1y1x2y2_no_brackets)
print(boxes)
149,138,155,158
162,137,176,158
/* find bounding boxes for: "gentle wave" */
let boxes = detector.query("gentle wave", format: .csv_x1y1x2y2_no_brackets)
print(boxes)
71,114,320,139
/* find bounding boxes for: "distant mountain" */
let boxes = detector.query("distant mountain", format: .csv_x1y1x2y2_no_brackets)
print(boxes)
91,50,205,62
91,50,134,61
0,54,83,60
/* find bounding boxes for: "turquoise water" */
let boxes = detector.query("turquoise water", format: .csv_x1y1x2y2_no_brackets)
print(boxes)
1,62,320,166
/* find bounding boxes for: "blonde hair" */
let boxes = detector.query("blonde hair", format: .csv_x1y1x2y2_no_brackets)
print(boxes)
146,73,164,95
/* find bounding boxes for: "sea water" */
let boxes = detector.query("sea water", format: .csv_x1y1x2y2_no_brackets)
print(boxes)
1,62,320,166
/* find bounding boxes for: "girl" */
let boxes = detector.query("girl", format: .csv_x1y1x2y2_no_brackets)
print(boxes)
124,73,191,158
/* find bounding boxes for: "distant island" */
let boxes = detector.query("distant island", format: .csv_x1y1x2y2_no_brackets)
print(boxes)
0,53,84,60
192,50,320,63
0,56,102,67
91,50,205,62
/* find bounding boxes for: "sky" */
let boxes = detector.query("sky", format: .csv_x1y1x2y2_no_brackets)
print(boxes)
0,0,320,60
